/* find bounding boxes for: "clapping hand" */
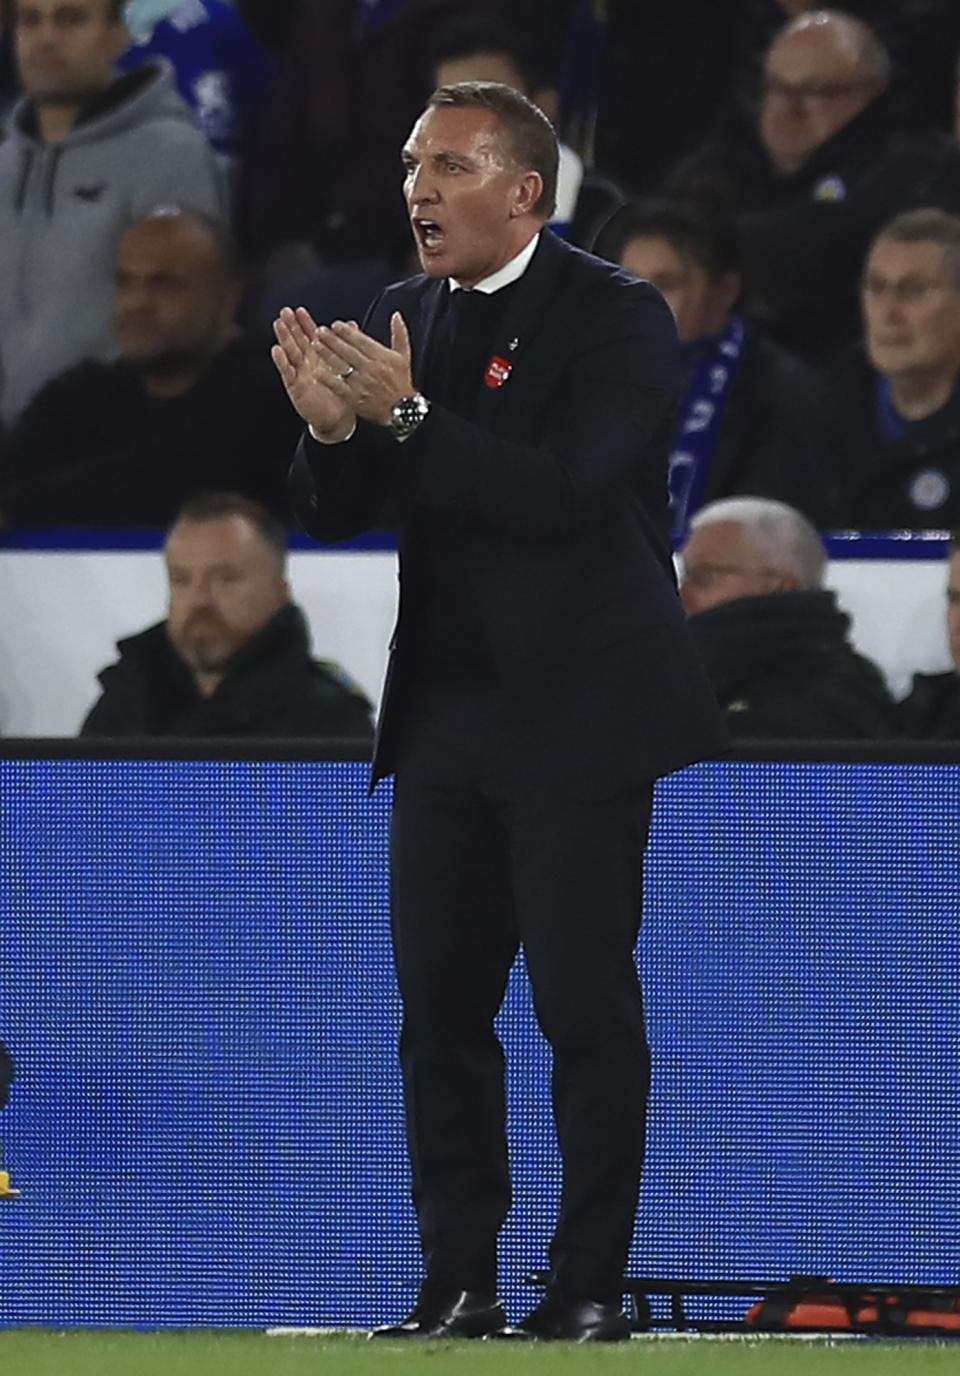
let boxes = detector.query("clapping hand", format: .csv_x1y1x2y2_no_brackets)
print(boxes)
271,306,356,442
310,312,416,428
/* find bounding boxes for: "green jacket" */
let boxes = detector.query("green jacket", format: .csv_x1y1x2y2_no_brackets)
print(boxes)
80,603,374,740
687,589,897,739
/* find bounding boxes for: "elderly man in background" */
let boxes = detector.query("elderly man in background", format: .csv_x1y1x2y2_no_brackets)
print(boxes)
680,496,897,738
672,9,960,363
80,492,374,739
0,0,224,426
828,209,960,531
898,533,960,737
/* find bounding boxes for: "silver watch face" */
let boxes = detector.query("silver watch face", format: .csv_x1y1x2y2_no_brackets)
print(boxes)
390,392,429,437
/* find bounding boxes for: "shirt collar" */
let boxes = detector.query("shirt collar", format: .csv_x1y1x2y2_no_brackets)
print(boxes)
449,232,540,295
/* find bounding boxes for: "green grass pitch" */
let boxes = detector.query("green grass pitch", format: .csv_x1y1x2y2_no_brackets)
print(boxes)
2,1331,960,1376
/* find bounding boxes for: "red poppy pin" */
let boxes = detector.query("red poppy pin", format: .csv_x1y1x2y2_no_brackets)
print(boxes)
485,355,512,388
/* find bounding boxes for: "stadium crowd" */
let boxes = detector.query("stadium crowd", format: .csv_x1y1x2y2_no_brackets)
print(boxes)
1,0,960,738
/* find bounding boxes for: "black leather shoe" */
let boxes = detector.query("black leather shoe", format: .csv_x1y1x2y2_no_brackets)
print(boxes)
368,1287,506,1339
491,1293,631,1342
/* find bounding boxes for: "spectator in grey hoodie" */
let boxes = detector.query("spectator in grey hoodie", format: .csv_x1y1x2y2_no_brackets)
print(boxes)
0,0,225,427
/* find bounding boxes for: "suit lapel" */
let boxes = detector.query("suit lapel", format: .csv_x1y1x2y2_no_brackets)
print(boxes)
399,277,446,391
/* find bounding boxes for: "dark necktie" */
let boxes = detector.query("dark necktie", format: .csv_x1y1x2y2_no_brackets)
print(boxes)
439,287,512,417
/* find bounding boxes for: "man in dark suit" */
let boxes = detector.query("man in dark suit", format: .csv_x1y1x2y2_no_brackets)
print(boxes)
272,81,725,1343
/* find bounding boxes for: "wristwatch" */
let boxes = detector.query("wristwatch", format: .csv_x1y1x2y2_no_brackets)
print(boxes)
389,391,430,441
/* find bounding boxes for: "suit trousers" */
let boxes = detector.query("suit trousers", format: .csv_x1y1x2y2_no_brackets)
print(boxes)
389,679,654,1301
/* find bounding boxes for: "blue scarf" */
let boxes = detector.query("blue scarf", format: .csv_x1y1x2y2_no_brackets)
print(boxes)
669,315,746,544
874,375,909,442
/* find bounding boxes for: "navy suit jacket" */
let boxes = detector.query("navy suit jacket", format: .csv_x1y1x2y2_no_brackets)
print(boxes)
290,230,726,792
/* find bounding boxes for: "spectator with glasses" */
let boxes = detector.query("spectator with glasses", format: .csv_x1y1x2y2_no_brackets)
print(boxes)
670,10,960,364
828,209,960,529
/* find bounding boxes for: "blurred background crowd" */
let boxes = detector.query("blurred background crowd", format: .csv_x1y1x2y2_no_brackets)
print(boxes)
2,0,960,741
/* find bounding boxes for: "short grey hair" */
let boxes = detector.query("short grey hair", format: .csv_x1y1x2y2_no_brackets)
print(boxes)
779,10,891,87
872,207,960,289
689,497,827,589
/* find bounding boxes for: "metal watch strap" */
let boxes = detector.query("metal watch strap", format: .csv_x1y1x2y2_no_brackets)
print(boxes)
389,392,430,441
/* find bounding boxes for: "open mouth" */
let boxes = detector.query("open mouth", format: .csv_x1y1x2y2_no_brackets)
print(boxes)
414,219,445,250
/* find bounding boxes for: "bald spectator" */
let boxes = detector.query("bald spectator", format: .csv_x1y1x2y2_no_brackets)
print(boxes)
672,9,960,362
679,497,896,737
828,209,960,530
898,532,960,738
595,2,960,200
80,493,375,738
604,197,833,536
772,1,960,130
0,0,225,426
0,208,303,526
